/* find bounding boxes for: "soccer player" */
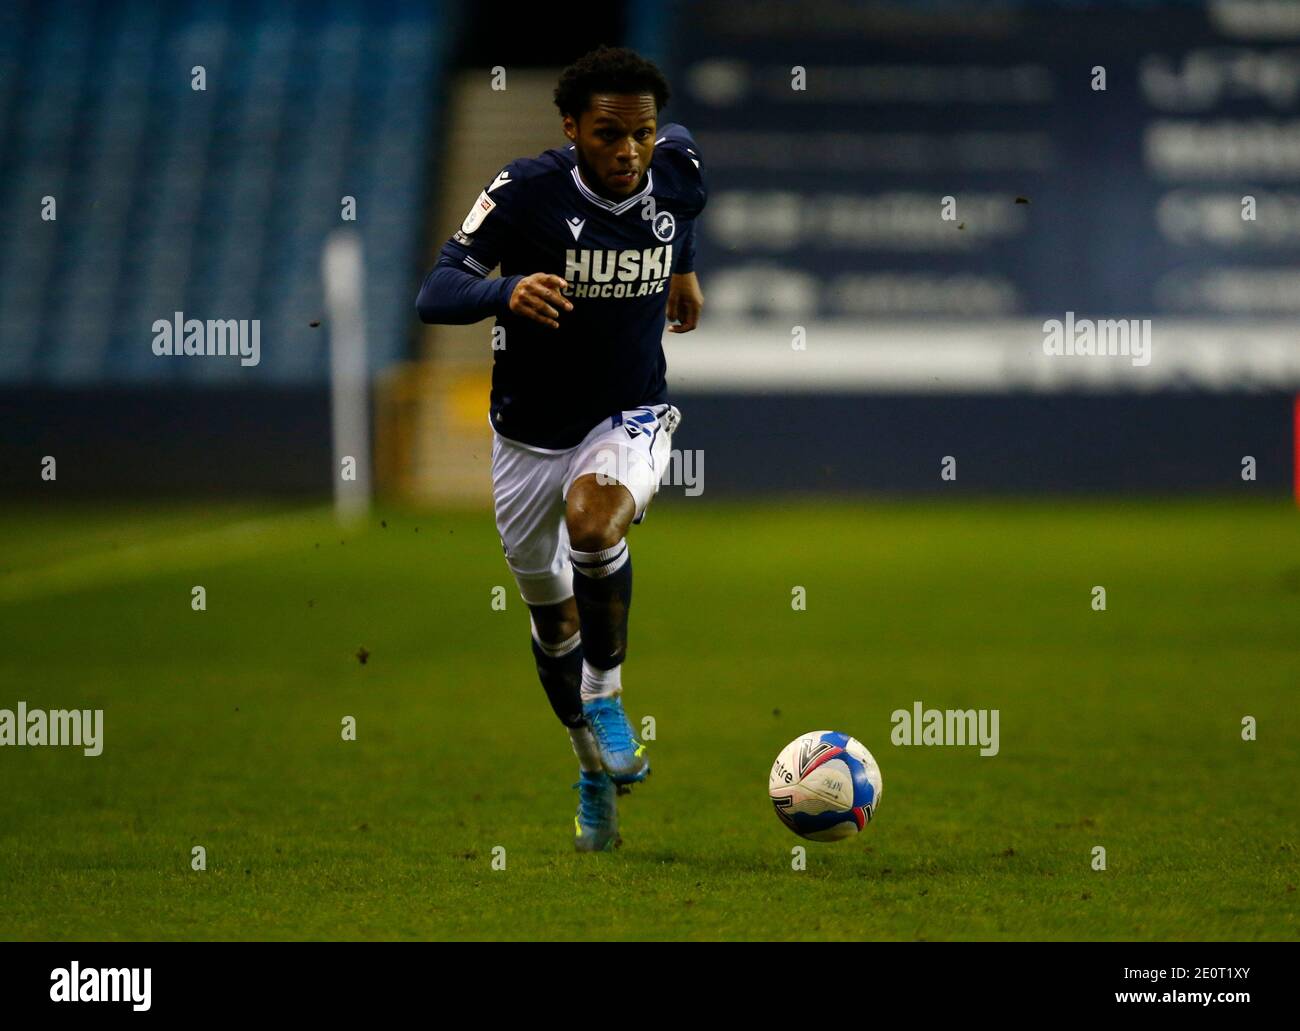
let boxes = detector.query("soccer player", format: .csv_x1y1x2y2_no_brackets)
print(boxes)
415,46,707,851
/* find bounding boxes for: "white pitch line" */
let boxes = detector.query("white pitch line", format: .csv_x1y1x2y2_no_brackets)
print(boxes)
0,508,334,604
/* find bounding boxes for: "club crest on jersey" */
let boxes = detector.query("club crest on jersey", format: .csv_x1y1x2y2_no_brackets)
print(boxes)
462,191,495,235
652,210,676,242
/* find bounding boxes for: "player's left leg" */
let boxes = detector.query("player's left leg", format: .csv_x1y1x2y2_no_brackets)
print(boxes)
565,473,647,784
563,403,680,786
491,431,618,849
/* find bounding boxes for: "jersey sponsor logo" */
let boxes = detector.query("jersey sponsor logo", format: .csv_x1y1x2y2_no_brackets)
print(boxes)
563,245,673,300
566,216,586,241
652,210,676,242
462,191,495,235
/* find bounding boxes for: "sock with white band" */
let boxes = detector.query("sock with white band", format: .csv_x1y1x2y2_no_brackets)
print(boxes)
570,539,630,579
580,660,622,701
570,540,633,702
530,620,584,727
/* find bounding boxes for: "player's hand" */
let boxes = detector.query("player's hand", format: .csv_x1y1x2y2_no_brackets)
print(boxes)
666,271,703,333
509,273,573,329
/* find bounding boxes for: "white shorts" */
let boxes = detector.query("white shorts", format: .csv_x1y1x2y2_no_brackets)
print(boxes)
491,403,680,606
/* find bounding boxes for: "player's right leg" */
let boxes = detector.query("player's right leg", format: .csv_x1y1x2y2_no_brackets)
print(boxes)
491,433,618,850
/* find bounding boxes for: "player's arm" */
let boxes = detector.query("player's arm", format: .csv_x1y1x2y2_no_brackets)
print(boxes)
667,271,702,334
667,221,703,333
415,167,519,325
657,125,706,334
415,162,572,329
415,258,520,325
417,262,573,329
656,122,702,165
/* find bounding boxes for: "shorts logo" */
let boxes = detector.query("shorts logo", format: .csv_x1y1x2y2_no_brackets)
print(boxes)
621,409,657,440
652,210,676,242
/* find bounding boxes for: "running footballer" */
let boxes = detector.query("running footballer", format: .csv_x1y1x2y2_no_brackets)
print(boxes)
416,46,707,851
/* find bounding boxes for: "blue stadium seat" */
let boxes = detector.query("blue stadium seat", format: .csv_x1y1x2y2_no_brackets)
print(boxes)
0,0,444,385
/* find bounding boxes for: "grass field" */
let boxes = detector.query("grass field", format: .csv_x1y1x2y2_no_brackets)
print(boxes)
0,497,1296,941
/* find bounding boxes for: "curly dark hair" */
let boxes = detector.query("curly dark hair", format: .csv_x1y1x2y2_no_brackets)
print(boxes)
553,45,671,120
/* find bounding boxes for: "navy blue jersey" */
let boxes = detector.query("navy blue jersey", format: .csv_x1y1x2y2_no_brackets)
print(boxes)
416,123,707,450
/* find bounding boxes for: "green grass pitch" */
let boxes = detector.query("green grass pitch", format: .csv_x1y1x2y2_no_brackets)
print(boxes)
0,497,1296,941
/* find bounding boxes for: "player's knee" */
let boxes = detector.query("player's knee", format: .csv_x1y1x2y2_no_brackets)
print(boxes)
567,514,624,553
565,493,628,553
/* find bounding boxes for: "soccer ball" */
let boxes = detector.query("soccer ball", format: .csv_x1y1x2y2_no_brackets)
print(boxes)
769,731,883,841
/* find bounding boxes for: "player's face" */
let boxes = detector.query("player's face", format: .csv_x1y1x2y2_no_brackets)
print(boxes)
565,93,657,200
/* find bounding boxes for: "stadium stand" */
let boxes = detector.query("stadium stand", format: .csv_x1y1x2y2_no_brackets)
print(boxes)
0,0,445,386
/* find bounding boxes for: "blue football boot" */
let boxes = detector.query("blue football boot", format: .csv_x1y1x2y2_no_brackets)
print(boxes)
573,769,620,852
582,694,650,785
